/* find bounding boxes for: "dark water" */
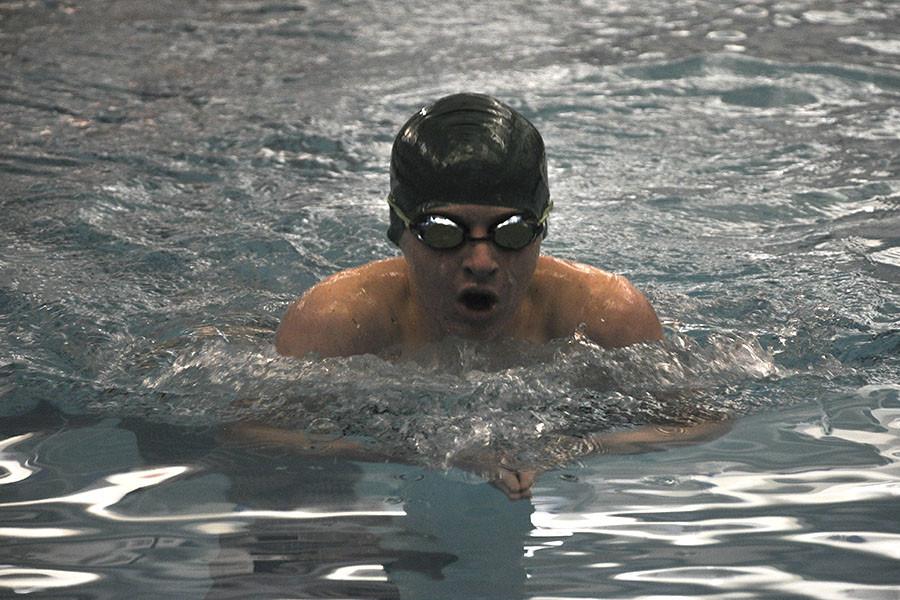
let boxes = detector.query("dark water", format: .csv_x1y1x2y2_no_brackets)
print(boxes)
1,0,899,598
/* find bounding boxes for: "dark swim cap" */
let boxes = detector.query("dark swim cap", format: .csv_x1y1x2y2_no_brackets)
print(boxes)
387,92,551,246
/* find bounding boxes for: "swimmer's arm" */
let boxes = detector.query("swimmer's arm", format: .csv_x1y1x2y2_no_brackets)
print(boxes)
220,421,396,463
431,421,730,501
547,419,732,459
580,271,663,347
482,420,731,500
469,421,732,500
543,259,662,348
275,277,388,358
219,420,729,502
220,421,536,500
275,292,350,357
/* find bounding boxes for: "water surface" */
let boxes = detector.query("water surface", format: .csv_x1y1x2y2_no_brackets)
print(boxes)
1,0,899,598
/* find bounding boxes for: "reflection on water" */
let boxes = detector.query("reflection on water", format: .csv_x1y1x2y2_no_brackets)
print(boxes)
526,388,900,597
789,531,900,561
0,433,37,484
0,566,101,596
0,426,411,598
324,564,390,582
533,447,899,550
2,0,899,597
1,389,897,597
616,565,900,600
0,457,402,524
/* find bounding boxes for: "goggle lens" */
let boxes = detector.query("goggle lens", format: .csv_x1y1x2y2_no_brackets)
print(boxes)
493,217,538,249
418,217,466,249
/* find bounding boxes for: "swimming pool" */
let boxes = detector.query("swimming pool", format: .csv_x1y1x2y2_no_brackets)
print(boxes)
1,0,898,597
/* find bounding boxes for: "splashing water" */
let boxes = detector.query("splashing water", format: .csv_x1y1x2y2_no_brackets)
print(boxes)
85,324,785,469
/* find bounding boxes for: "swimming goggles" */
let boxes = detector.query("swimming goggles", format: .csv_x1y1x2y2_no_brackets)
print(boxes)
388,195,552,251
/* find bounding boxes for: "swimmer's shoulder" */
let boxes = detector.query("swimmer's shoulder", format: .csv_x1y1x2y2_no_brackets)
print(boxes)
532,256,663,347
275,258,409,358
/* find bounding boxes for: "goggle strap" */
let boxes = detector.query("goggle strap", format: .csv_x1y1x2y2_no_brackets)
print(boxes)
387,194,414,227
537,199,553,225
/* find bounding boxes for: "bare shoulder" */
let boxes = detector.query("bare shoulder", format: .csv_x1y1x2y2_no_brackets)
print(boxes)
275,258,408,358
534,256,662,347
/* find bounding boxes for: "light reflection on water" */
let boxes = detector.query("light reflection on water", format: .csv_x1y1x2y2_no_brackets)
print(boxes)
0,433,38,485
790,530,900,563
3,392,897,596
0,438,403,524
0,566,102,596
324,564,391,583
616,565,900,600
536,397,898,503
523,390,900,597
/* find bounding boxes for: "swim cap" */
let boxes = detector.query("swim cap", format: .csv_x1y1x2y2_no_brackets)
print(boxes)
387,92,551,245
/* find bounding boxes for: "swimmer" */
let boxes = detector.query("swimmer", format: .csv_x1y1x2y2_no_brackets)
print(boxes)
275,92,662,359
251,93,725,499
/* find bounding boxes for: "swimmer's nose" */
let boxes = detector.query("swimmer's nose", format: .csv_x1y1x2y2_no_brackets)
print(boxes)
462,238,499,280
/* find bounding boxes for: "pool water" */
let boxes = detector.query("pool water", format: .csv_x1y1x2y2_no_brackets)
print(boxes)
2,0,899,598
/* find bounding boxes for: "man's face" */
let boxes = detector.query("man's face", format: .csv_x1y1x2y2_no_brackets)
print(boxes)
399,203,542,341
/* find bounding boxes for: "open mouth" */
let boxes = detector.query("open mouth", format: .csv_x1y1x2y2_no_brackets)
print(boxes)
458,290,498,312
